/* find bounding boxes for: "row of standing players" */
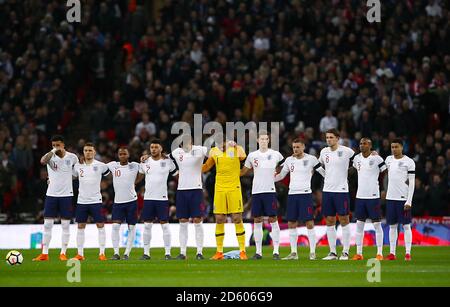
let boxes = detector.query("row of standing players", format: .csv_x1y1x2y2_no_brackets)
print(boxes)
32,129,415,262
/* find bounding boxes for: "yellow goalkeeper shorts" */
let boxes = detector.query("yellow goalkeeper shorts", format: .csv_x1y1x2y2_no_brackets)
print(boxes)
213,189,244,214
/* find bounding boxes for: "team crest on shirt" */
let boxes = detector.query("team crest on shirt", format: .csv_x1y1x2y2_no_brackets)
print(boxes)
65,160,71,166
303,160,309,166
369,160,375,166
160,162,166,167
228,151,234,158
93,166,98,172
191,150,196,156
129,164,134,170
337,151,343,157
267,155,272,160
398,162,404,167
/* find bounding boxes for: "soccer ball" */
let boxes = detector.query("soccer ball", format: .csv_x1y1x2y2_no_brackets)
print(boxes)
6,250,23,266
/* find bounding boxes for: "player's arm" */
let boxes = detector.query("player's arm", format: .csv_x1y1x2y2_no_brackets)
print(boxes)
135,173,145,185
240,154,252,177
40,148,58,165
202,156,215,173
405,161,416,210
140,154,149,163
274,162,289,182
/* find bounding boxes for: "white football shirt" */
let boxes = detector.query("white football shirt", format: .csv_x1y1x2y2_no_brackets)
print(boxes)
319,145,355,192
139,157,176,200
171,145,207,190
46,151,79,197
73,160,110,204
353,153,386,199
385,155,415,201
245,149,284,194
107,161,140,203
275,154,321,194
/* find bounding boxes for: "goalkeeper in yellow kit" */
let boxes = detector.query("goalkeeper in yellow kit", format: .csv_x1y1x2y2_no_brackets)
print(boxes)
202,137,248,260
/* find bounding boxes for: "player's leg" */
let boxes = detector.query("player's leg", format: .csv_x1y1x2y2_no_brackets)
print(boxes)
156,200,172,259
265,193,280,260
353,198,367,260
368,199,384,260
251,194,264,259
124,201,138,259
176,190,189,259
59,196,73,261
211,214,226,260
228,189,246,259
301,194,316,260
72,204,88,260
283,195,299,260
33,196,57,261
191,190,204,259
111,203,124,259
385,200,399,260
141,200,155,260
400,203,413,261
322,192,338,260
91,204,107,260
336,193,350,260
210,190,227,260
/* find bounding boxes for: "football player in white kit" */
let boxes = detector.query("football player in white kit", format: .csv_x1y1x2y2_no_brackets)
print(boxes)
351,138,386,261
33,135,79,262
274,139,325,260
71,143,110,261
384,139,415,261
139,139,177,260
241,131,284,260
170,134,208,260
319,129,356,260
108,147,140,260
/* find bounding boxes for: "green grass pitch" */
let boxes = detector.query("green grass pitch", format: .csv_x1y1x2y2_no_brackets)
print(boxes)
1,246,449,287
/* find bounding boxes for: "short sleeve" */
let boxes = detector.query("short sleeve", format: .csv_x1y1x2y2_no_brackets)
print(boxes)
72,165,79,177
244,153,252,168
102,164,110,176
407,159,416,173
138,163,145,174
169,159,176,172
347,147,356,159
318,149,325,164
201,146,208,157
277,151,284,163
311,155,320,166
71,154,79,166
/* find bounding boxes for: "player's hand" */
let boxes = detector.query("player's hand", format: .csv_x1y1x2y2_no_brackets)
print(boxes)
274,172,278,178
227,140,237,147
140,154,149,163
404,203,412,211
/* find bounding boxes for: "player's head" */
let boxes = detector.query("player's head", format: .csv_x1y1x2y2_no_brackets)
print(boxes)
51,135,65,151
359,138,372,154
258,130,270,150
325,129,340,147
292,139,305,155
83,142,96,161
150,138,163,157
118,146,129,163
391,138,404,156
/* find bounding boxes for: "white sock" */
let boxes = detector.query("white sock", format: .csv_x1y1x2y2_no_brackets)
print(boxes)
98,227,106,255
194,222,204,255
112,223,120,255
77,228,85,256
289,228,298,254
327,225,337,254
42,219,54,254
179,222,188,255
355,220,365,255
307,228,316,254
143,223,152,256
61,219,70,255
270,221,280,254
403,224,412,254
373,222,384,255
389,224,398,255
161,223,171,255
125,225,135,256
254,222,263,255
342,224,351,254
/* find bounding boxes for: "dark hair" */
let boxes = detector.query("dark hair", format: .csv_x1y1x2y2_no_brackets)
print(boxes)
326,129,340,137
118,146,129,151
150,138,162,146
292,138,304,145
391,138,404,146
51,135,65,143
84,142,95,149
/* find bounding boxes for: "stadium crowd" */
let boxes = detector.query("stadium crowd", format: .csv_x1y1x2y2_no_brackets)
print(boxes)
0,0,448,224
